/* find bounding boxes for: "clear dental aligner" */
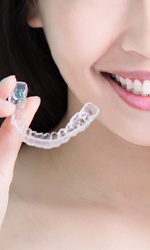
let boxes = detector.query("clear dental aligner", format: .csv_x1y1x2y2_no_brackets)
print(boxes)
8,82,100,149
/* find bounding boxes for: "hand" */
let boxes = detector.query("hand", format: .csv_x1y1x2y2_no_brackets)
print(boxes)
0,76,40,229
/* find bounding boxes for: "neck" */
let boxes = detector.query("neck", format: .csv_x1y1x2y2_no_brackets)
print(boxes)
56,90,150,213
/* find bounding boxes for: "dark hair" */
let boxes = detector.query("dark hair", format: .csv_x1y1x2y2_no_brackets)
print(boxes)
0,0,68,132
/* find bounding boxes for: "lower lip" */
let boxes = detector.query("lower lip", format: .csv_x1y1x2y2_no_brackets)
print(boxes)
103,73,150,111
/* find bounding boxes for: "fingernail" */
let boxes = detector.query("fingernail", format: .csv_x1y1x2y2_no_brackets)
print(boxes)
0,75,16,84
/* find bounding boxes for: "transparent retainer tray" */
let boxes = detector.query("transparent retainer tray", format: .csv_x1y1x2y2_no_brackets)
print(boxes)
8,82,100,149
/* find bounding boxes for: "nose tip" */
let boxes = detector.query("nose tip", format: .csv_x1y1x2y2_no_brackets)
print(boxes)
121,2,150,59
122,26,150,59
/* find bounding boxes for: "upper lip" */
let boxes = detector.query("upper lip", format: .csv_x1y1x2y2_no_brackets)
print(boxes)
106,71,150,81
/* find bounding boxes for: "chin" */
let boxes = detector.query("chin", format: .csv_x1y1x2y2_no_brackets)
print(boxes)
117,132,150,147
104,122,150,147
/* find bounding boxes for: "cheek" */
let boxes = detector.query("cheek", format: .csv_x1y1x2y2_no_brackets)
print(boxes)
39,1,150,145
43,1,127,71
40,1,128,110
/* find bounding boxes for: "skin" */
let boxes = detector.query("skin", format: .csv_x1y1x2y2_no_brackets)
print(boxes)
36,0,150,146
33,0,150,211
1,0,150,248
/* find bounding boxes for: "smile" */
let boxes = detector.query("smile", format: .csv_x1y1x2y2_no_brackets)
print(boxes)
102,72,150,111
110,74,150,96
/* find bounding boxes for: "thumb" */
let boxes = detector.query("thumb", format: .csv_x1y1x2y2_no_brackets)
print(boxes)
0,96,41,182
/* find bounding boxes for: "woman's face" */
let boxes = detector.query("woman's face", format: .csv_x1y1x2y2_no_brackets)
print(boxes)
36,0,150,146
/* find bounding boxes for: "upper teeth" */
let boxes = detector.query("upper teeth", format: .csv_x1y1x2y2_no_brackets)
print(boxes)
111,74,150,96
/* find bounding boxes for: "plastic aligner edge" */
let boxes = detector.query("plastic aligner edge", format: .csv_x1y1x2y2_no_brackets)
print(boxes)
9,82,100,149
